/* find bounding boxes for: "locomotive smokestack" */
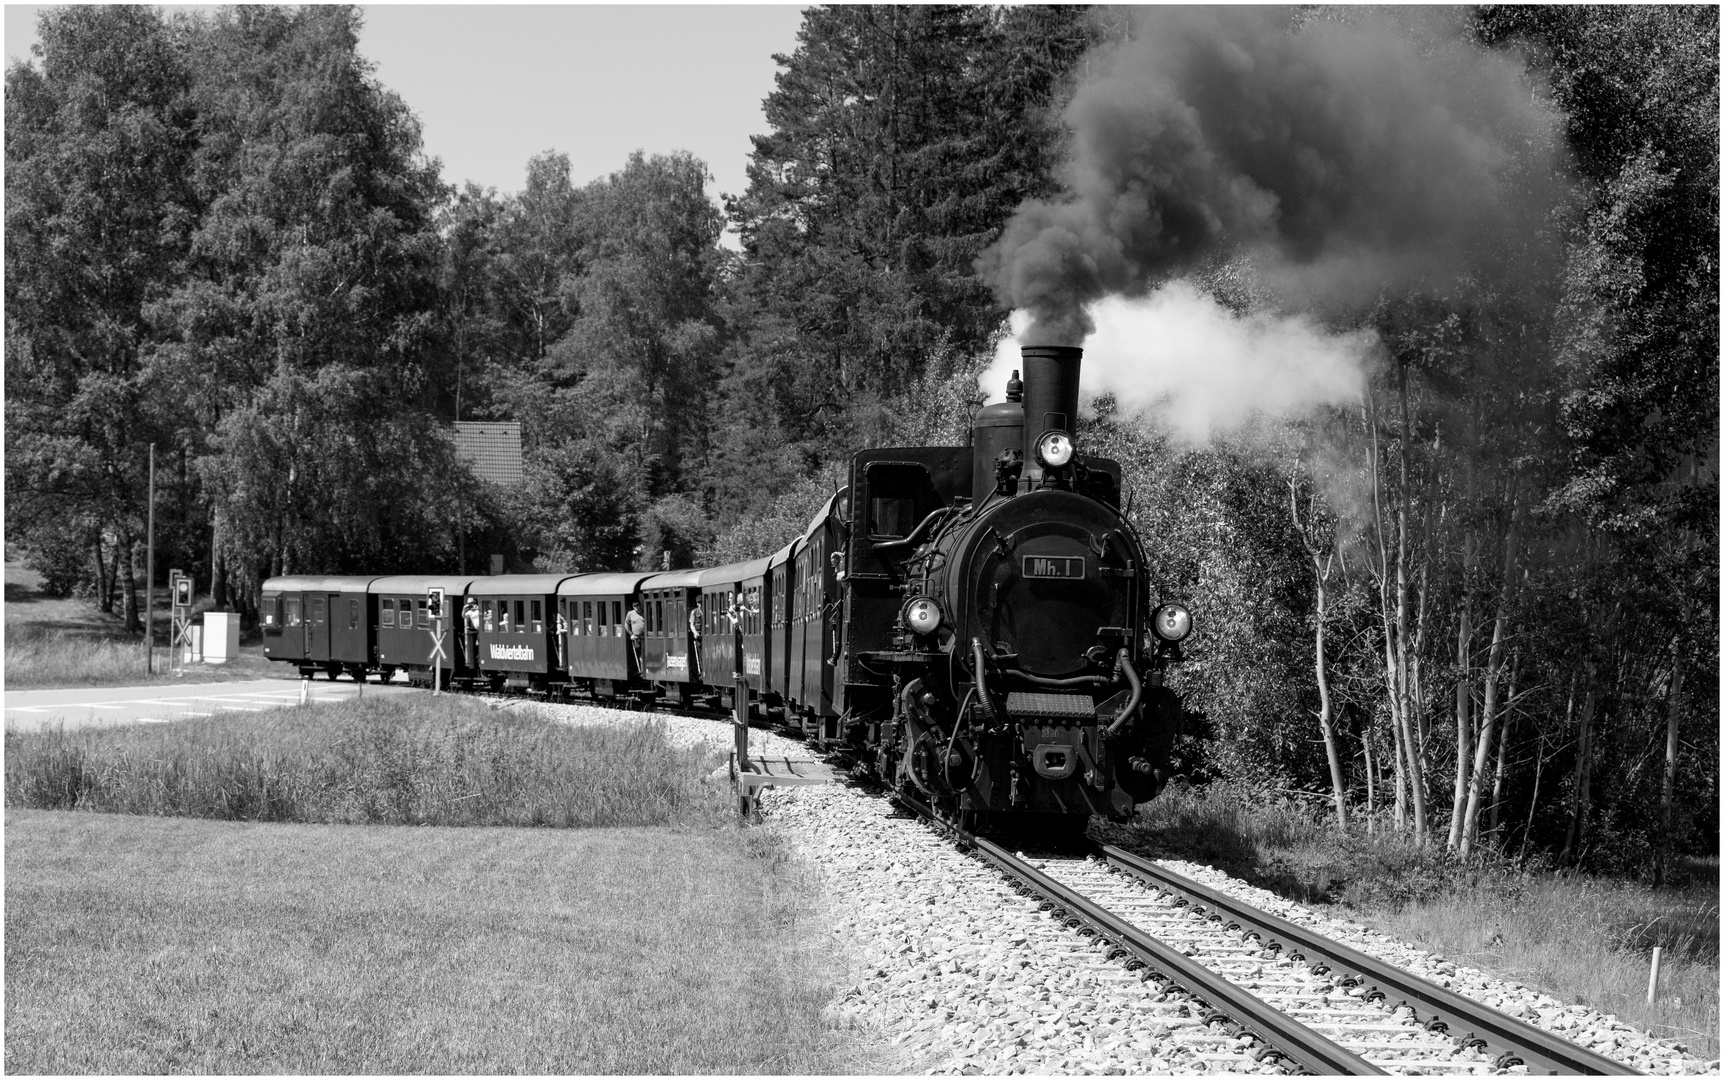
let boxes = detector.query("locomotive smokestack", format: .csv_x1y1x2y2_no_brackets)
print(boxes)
1020,345,1082,469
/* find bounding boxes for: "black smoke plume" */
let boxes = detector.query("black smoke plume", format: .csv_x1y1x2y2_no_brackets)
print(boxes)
979,8,1566,344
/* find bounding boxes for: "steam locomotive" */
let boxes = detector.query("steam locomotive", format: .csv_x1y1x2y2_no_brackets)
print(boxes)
261,345,1191,832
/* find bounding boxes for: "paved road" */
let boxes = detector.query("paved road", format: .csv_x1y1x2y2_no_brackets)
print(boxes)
3,677,422,731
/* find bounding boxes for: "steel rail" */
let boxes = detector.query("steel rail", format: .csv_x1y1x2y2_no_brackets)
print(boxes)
930,817,1385,1075
1100,845,1639,1076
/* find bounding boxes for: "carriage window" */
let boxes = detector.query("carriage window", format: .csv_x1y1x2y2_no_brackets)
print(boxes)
349,599,360,630
655,600,664,634
311,597,325,625
483,601,495,632
583,601,594,637
515,600,527,633
531,600,543,634
613,601,622,635
598,601,608,633
381,599,395,627
263,597,280,628
284,597,299,627
416,599,429,629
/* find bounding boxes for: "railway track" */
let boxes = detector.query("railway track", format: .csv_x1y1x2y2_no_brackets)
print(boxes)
489,693,1646,1074
899,794,1637,1075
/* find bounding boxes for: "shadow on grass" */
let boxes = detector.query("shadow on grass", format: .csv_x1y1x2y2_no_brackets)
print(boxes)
1099,780,1431,907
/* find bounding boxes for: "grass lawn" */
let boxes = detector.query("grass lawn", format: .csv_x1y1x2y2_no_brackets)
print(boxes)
5,810,878,1074
1114,781,1720,1061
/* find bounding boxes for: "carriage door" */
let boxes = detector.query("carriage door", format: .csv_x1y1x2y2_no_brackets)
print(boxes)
819,527,839,712
307,593,333,662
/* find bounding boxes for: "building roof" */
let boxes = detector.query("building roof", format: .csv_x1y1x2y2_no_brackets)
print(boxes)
453,421,523,487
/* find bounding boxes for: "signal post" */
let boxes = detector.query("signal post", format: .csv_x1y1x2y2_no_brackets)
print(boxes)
168,569,194,675
427,586,446,694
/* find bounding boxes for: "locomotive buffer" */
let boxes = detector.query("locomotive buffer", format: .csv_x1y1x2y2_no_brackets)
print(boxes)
728,676,835,816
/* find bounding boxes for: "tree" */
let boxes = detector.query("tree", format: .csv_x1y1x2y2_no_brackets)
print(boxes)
146,6,458,593
5,5,197,631
485,151,729,565
714,4,1095,518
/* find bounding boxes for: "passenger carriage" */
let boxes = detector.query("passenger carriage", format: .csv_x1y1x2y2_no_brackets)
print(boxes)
371,574,477,686
639,569,701,707
261,575,377,681
557,571,653,702
696,556,772,715
466,574,579,692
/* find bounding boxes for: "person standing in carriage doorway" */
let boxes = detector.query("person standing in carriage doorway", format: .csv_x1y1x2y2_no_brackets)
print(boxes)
624,599,646,671
462,597,480,669
554,607,569,668
728,590,752,677
688,597,704,680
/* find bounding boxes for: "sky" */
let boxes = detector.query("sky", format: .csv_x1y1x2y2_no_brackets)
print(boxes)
4,4,808,214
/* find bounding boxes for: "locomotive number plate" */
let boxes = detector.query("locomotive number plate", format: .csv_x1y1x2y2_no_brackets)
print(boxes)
1022,556,1085,579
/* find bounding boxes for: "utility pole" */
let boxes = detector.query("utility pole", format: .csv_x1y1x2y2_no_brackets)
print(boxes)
145,442,156,675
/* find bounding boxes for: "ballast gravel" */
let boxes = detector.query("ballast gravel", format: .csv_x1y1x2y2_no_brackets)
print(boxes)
516,700,1715,1075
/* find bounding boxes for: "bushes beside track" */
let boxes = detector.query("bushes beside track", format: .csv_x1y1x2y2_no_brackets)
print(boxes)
4,697,728,827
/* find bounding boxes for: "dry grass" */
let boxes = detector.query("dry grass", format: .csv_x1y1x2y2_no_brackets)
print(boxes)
1112,781,1720,1060
4,809,879,1074
4,558,285,689
1368,871,1719,1059
4,620,284,689
5,695,725,827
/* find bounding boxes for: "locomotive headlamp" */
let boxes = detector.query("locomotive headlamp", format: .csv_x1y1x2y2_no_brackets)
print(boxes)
903,596,944,636
1151,603,1193,642
1034,430,1075,469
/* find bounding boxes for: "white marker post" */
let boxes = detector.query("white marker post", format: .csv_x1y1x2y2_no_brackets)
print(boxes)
1647,946,1663,1004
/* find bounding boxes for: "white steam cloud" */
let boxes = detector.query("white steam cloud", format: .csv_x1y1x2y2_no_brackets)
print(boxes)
984,281,1376,444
